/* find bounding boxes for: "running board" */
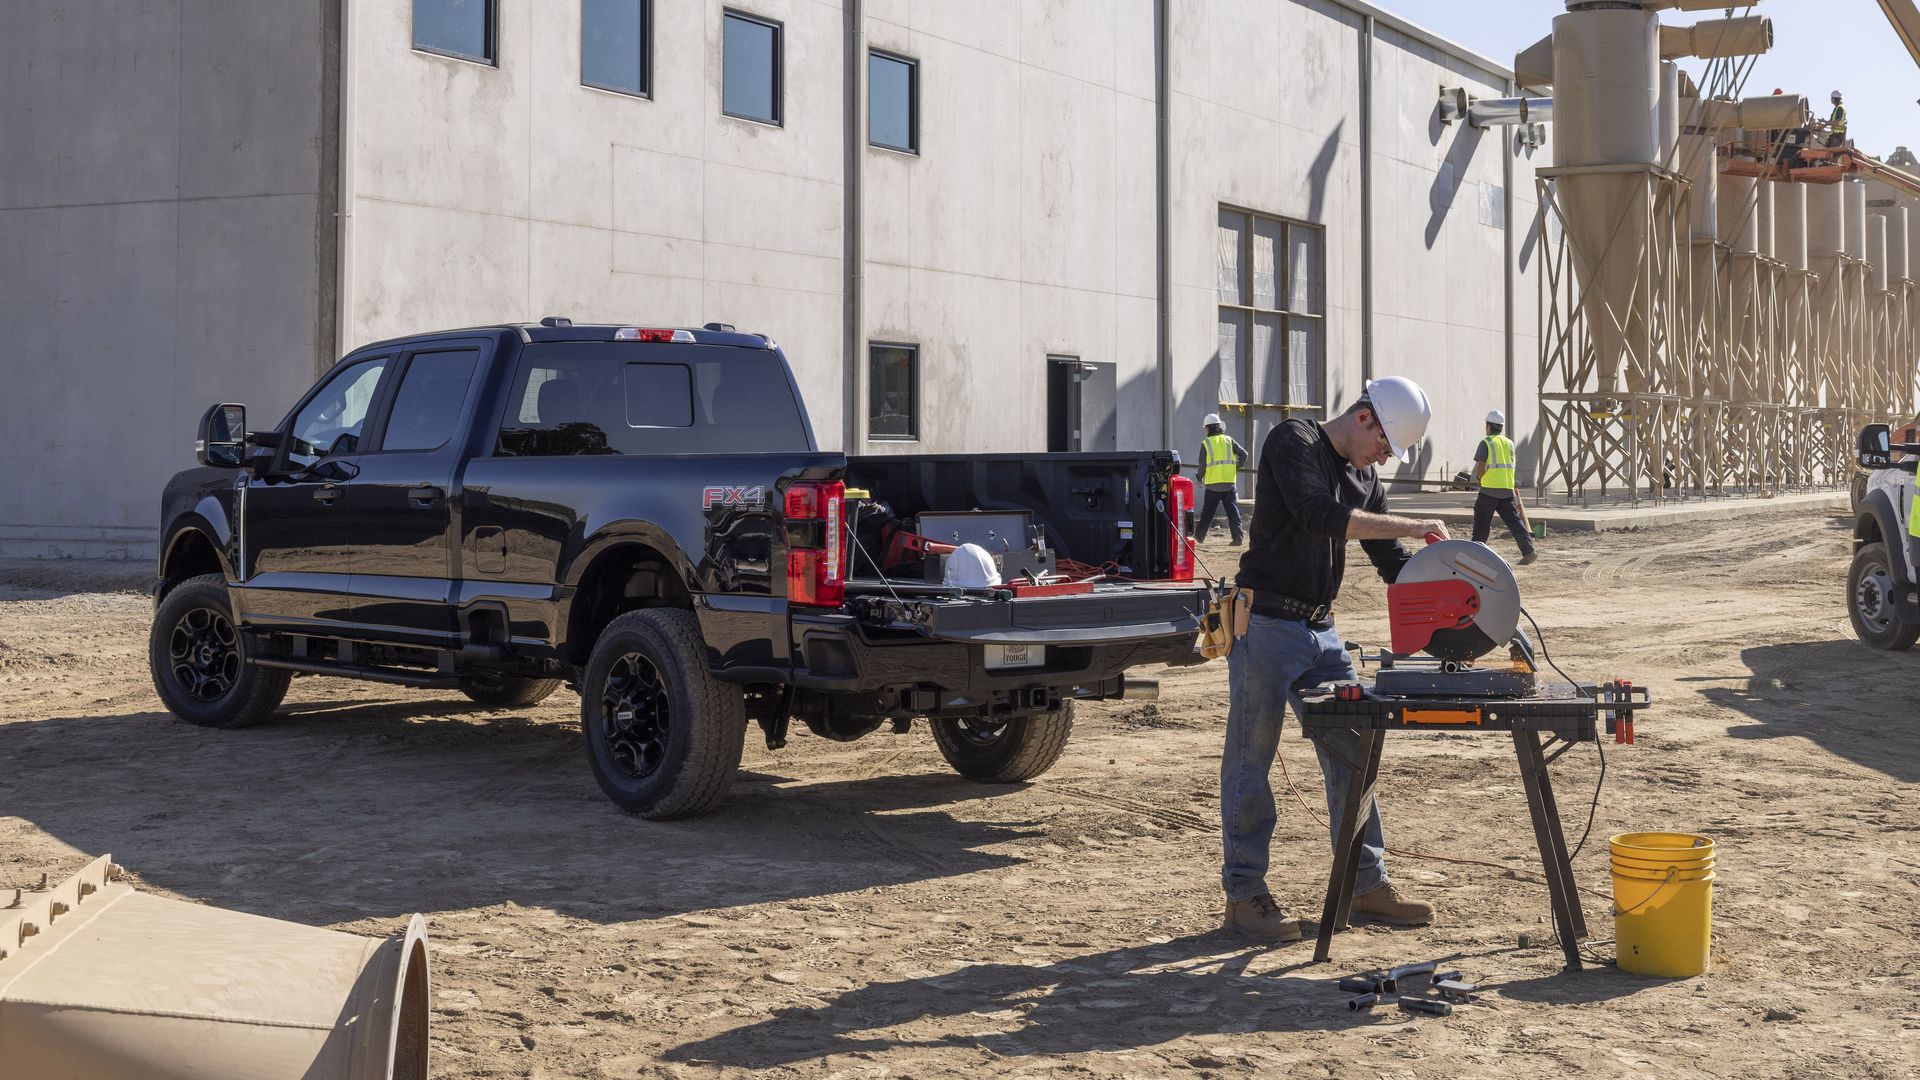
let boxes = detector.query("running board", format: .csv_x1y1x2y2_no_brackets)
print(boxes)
249,656,465,689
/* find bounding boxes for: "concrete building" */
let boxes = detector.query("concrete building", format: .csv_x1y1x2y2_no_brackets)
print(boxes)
1,0,1539,558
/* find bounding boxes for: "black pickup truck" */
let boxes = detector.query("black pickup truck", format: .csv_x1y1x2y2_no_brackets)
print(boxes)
151,321,1211,817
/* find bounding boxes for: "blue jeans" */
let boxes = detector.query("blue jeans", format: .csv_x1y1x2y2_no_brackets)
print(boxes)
1222,613,1388,902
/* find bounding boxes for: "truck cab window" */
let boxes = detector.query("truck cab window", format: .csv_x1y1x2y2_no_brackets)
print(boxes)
381,350,480,452
285,358,389,470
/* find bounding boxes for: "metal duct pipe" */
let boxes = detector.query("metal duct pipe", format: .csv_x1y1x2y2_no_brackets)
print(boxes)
1553,8,1659,167
1657,62,1680,162
1846,179,1868,259
1678,132,1719,240
1645,0,1755,11
1776,181,1809,270
1682,94,1808,131
1809,181,1845,255
1515,33,1553,88
1719,175,1760,252
1907,200,1920,281
1467,97,1553,127
1868,213,1889,290
1659,16,1773,60
1757,178,1776,258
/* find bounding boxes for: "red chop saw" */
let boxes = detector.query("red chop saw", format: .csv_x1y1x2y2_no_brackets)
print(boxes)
1376,534,1535,696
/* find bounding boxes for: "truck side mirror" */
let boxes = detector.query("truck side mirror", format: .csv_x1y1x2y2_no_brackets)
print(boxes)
1857,423,1892,469
196,403,247,468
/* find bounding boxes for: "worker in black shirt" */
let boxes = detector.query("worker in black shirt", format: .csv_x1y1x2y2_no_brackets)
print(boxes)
1222,377,1449,941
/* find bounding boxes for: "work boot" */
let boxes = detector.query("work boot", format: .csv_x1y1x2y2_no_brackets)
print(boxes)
1230,535,1244,547
1520,551,1539,566
1351,883,1434,926
1223,894,1303,942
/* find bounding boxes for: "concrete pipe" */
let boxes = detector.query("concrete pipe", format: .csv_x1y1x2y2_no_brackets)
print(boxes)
1682,95,1808,132
1659,16,1773,61
0,855,430,1080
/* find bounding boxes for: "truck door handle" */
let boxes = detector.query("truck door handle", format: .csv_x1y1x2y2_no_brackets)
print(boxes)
312,483,341,506
408,484,445,507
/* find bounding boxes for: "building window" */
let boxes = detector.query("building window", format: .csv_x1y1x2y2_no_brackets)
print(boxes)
868,343,918,440
414,0,496,64
869,50,917,153
583,0,650,97
1216,208,1324,445
722,11,782,125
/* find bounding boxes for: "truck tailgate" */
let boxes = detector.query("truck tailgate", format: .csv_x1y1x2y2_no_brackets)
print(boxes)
851,583,1210,646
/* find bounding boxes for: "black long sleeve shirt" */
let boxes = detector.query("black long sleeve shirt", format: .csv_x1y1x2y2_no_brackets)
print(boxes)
1235,417,1412,607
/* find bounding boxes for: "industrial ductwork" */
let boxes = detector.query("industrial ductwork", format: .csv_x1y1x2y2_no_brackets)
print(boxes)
0,855,431,1079
1659,16,1773,60
1681,94,1809,132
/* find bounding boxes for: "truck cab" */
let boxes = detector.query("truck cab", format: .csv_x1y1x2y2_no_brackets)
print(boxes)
1849,421,1920,651
151,322,1212,818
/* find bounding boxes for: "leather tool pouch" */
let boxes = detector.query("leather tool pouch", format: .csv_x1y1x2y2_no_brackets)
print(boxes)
1196,588,1251,660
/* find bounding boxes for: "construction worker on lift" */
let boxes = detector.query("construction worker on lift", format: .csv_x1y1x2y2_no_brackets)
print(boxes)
1221,376,1447,941
1472,410,1538,565
1827,90,1848,147
1195,413,1249,546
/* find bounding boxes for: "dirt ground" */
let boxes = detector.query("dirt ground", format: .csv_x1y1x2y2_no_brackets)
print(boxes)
2,507,1917,1078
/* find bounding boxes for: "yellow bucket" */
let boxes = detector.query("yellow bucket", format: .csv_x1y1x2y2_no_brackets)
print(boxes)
1610,832,1715,978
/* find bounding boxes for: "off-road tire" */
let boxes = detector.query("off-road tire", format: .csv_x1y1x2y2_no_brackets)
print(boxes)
1847,542,1920,651
930,702,1075,783
580,609,746,819
149,573,292,728
460,676,563,708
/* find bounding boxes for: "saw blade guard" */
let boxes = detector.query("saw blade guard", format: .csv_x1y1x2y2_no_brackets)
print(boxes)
1387,539,1521,662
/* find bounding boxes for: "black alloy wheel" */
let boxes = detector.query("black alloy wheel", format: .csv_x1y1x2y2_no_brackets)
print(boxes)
169,606,241,702
147,572,291,728
601,652,673,780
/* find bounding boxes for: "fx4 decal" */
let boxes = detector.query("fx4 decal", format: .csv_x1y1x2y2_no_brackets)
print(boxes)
701,485,766,511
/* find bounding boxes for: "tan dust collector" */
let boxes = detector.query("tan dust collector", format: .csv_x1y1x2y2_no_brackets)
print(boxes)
0,855,429,1079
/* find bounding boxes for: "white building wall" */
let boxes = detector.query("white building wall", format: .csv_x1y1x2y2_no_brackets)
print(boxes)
345,0,848,445
0,1,335,558
858,0,1160,455
1,0,1549,555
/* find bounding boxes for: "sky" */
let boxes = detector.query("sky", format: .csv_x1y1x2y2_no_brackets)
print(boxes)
1391,0,1920,160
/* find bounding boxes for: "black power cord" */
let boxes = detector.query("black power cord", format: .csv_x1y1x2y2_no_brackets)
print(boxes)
1520,604,1607,860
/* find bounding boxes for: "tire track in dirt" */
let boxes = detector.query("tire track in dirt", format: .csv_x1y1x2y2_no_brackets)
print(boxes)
1049,784,1215,833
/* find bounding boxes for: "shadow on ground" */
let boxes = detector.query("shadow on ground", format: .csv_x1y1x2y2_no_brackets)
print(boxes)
1698,639,1920,783
663,933,1381,1067
0,695,1037,925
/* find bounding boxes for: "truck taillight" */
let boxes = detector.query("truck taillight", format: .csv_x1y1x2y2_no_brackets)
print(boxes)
1168,474,1195,582
784,480,846,607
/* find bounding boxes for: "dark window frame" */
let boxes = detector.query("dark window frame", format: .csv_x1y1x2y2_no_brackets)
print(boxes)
866,341,920,442
364,347,486,455
1216,205,1326,416
412,0,499,66
868,48,919,154
721,9,784,126
581,0,653,99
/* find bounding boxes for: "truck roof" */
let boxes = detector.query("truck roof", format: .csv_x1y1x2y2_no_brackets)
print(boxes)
354,321,777,353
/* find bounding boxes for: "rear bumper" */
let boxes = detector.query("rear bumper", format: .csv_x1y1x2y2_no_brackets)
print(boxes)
786,597,1206,699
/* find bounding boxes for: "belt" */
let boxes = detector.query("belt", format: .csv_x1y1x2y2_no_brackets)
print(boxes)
1244,589,1333,624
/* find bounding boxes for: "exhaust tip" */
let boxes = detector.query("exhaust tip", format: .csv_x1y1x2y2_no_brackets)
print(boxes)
1121,678,1160,701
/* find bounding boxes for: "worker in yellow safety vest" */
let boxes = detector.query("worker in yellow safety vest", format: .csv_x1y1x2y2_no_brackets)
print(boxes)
1194,413,1249,545
1471,410,1537,565
1826,90,1848,147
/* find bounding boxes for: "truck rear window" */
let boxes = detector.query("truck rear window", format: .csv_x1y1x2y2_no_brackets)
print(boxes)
496,342,811,455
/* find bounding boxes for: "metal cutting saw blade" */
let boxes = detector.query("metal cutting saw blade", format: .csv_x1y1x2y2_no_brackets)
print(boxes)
1397,539,1520,662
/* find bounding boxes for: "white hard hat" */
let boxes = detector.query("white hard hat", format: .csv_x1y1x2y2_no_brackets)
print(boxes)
1203,412,1222,427
1832,90,1843,103
1363,377,1432,463
1486,409,1506,426
942,543,1002,588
